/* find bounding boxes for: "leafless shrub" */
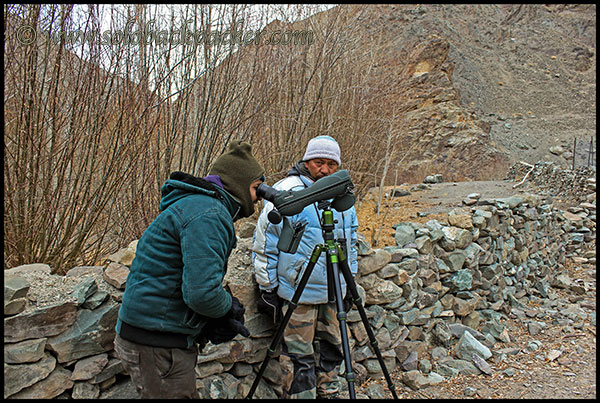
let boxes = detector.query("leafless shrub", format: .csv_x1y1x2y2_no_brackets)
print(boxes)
4,4,414,271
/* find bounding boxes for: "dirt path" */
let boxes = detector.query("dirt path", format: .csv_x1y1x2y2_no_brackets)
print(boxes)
404,180,528,212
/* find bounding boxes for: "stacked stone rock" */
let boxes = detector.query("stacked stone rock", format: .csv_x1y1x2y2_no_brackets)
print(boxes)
505,160,596,204
4,196,595,399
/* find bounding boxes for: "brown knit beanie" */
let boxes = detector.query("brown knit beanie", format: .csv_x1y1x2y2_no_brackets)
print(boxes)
208,140,265,218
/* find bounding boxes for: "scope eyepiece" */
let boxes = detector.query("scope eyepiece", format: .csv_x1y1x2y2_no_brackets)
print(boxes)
256,183,280,203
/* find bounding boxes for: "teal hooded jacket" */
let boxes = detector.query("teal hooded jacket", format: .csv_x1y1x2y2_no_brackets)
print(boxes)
116,175,240,348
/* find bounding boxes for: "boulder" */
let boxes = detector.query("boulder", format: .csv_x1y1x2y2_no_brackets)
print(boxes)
4,302,78,343
455,329,492,360
4,338,47,364
9,365,74,399
103,263,129,289
4,353,56,398
358,249,392,276
46,302,119,363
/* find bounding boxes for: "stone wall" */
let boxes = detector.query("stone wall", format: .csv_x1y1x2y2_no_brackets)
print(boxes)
505,161,597,204
4,194,596,399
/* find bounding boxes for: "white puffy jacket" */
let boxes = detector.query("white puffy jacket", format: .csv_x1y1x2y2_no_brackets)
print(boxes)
252,171,358,304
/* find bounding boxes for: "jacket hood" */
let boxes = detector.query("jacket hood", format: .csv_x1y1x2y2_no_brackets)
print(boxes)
159,172,239,218
208,141,265,219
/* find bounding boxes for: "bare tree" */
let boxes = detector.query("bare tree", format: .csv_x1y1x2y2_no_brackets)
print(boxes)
4,4,162,271
4,4,424,271
3,4,323,270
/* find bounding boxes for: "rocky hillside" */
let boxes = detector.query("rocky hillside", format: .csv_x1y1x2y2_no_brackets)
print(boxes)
264,4,596,183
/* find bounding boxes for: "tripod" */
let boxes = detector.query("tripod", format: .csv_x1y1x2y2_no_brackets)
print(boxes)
246,203,399,399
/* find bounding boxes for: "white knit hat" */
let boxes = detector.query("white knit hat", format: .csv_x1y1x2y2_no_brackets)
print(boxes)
302,135,341,165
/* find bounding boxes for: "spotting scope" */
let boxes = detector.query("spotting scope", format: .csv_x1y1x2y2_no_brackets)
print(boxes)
256,169,356,225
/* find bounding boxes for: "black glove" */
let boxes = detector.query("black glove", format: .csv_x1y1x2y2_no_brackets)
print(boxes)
257,289,283,323
343,288,354,313
194,333,209,352
225,296,246,323
208,295,250,343
195,295,250,347
206,317,250,344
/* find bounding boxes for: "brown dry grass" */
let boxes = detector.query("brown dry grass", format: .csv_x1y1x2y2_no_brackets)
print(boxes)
355,194,449,248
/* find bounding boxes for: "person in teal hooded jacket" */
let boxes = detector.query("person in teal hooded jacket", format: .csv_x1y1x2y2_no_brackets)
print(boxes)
114,140,265,399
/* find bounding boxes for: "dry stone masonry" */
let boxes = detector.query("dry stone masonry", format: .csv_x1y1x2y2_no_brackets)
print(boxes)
4,188,596,399
506,161,596,205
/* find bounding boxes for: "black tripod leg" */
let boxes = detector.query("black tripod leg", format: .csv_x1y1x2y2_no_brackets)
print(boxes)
327,247,357,399
326,256,335,303
337,248,400,400
246,245,323,399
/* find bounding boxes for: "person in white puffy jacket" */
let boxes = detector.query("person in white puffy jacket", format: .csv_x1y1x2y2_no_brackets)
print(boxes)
252,135,359,399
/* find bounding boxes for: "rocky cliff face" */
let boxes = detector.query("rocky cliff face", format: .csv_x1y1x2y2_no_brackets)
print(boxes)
279,4,596,183
351,4,595,176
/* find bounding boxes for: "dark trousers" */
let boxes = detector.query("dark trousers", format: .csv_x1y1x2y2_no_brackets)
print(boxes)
114,334,199,399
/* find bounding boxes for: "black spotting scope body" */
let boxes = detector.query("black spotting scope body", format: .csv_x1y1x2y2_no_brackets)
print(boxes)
256,170,355,224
